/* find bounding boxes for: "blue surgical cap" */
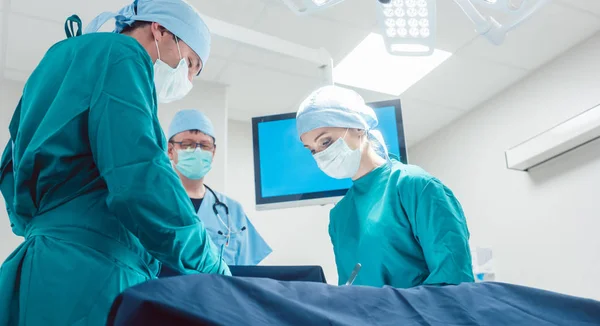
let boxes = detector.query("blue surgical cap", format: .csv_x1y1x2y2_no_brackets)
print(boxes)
296,85,389,158
84,0,211,66
296,85,378,136
168,109,215,141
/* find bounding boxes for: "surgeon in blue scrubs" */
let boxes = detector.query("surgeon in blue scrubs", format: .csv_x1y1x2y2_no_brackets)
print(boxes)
168,109,272,265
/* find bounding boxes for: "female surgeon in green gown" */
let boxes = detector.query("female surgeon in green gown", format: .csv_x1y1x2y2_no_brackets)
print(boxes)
0,1,229,325
296,85,474,288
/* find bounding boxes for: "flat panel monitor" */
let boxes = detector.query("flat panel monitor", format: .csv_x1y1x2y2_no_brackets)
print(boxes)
251,99,407,210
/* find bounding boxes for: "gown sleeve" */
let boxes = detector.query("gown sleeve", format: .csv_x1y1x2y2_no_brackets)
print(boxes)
0,140,24,236
409,178,474,285
87,55,230,276
329,212,347,286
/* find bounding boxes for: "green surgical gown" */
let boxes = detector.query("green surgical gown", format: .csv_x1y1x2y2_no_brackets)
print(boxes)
0,32,229,326
330,160,474,288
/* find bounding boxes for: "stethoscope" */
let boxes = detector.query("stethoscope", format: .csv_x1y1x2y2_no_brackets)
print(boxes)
204,185,246,247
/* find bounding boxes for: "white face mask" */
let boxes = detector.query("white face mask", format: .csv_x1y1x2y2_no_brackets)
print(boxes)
313,130,362,179
153,37,193,104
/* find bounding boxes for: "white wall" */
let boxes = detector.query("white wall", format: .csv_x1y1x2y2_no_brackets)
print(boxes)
0,80,25,262
409,33,600,300
226,120,338,284
0,78,229,263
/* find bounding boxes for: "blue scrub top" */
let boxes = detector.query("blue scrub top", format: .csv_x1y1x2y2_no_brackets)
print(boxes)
198,188,272,266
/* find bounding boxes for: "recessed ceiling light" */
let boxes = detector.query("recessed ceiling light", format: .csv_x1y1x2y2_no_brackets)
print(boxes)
333,33,452,95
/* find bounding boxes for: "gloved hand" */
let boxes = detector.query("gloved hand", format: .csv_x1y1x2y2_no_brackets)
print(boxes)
219,261,232,276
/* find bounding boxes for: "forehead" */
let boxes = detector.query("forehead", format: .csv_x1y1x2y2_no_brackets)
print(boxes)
300,127,345,145
180,40,201,62
172,130,213,142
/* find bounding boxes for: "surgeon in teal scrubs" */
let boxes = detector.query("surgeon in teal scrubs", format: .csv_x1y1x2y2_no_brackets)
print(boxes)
167,109,272,265
296,85,474,288
0,1,229,325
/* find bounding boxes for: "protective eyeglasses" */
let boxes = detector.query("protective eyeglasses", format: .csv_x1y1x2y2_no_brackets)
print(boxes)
171,141,216,152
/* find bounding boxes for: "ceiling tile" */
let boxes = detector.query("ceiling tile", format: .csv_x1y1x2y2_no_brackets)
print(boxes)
11,0,130,27
403,54,529,111
346,86,398,104
193,0,269,28
7,1,255,60
220,61,320,116
230,44,322,79
434,0,480,53
8,0,267,31
313,0,378,30
253,3,369,62
401,97,465,148
5,13,64,73
457,3,600,70
555,0,600,16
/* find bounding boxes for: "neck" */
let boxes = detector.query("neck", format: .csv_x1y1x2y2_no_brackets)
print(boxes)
180,175,206,199
352,146,386,181
123,30,158,62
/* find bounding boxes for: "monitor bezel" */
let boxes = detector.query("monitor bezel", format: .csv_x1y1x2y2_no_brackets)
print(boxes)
251,99,407,207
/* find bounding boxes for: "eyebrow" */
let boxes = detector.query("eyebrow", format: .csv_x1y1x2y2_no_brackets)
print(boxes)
302,132,328,149
314,132,327,143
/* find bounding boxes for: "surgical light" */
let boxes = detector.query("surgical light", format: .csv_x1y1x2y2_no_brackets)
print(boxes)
454,0,551,45
376,0,436,56
278,0,550,57
476,0,528,11
281,0,346,15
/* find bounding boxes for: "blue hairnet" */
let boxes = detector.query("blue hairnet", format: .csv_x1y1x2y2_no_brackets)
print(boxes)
84,0,211,66
296,85,388,158
168,109,215,141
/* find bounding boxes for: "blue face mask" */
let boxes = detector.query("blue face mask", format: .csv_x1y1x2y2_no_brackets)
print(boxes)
175,149,213,180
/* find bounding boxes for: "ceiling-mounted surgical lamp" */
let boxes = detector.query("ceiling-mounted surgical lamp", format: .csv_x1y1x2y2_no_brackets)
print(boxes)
376,0,437,56
453,0,552,45
281,0,346,15
473,0,528,11
280,0,550,56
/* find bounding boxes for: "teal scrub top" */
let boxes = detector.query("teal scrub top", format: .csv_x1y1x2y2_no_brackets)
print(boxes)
330,160,474,288
0,32,228,326
196,187,272,266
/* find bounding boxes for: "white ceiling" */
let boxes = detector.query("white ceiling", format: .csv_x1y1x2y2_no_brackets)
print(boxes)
1,0,600,146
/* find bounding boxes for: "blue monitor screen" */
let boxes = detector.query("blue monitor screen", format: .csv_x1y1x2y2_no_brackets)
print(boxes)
252,100,406,206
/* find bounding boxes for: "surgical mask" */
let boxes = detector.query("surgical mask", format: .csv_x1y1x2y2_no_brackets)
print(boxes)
154,37,193,104
175,149,213,180
313,130,362,179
